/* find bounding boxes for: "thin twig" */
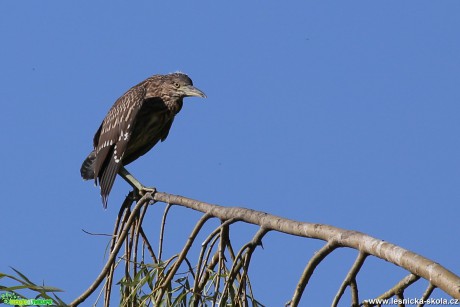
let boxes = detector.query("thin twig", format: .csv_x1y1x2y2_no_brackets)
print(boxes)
220,227,244,292
139,227,157,263
194,233,220,304
237,253,249,305
350,279,359,307
195,249,223,293
155,213,213,305
153,254,179,289
332,251,367,307
105,192,135,307
362,273,420,306
195,219,236,295
194,222,224,295
221,244,249,304
236,228,269,301
418,283,436,307
81,229,112,236
396,291,404,306
245,271,257,306
158,203,173,261
98,258,123,307
376,273,419,300
122,206,134,301
220,227,269,307
70,192,154,307
133,201,150,277
125,208,134,270
289,240,338,307
183,257,196,280
193,232,226,307
213,223,229,304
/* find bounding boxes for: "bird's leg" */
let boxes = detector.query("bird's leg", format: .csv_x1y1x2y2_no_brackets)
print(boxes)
118,166,143,190
118,166,156,198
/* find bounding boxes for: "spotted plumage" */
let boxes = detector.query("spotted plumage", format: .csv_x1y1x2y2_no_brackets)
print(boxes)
81,73,206,207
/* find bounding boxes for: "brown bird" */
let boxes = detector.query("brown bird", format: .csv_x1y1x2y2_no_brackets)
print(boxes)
81,73,206,207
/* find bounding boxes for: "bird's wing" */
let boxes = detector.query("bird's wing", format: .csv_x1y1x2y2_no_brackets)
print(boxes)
121,115,174,166
94,86,146,207
160,118,174,142
119,98,172,165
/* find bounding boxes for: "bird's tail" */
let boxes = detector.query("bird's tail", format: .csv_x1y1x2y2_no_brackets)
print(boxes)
81,150,96,180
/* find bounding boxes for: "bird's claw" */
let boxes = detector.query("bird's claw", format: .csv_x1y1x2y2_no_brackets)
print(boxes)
136,186,157,199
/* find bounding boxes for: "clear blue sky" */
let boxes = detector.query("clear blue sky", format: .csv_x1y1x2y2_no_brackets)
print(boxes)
1,1,459,305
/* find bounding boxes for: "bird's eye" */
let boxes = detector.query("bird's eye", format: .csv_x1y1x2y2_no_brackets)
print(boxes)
174,82,180,88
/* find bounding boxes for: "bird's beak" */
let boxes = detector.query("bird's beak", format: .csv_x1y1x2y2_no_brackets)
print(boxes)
183,85,207,98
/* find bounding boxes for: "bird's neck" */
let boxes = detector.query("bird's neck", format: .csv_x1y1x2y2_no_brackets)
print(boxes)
165,97,183,115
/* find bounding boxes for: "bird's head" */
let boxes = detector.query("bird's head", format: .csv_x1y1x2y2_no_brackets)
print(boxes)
163,73,207,99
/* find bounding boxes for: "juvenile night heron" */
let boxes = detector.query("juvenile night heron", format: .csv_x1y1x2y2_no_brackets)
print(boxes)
81,73,206,207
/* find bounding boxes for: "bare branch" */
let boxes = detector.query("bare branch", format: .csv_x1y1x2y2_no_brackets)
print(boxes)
158,203,172,261
73,189,460,306
105,192,135,307
418,283,436,307
332,251,367,307
214,224,229,304
362,273,420,306
70,193,153,307
81,229,112,236
350,279,359,307
139,227,157,263
155,213,213,304
236,227,269,300
193,218,237,302
220,227,269,306
289,240,338,306
133,201,150,275
152,192,460,299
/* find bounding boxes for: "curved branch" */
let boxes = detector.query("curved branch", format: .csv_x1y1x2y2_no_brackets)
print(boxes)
419,283,436,307
220,227,269,306
158,203,172,261
155,213,213,304
289,240,338,306
153,191,460,299
332,251,367,307
70,193,154,307
372,273,420,302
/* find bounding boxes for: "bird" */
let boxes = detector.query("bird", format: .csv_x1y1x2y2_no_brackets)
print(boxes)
80,73,206,207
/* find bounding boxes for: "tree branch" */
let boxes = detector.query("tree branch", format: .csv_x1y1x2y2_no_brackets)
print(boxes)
332,251,367,307
155,213,213,304
362,273,420,306
289,240,338,306
70,193,153,307
419,283,436,307
152,191,460,299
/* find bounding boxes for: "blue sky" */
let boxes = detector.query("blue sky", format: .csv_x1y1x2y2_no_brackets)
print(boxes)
1,1,459,305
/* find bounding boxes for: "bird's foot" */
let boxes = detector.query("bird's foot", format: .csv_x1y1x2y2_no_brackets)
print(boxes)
118,166,156,200
134,186,157,200
140,186,157,196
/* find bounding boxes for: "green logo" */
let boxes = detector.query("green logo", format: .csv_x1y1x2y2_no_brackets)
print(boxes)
1,292,53,306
